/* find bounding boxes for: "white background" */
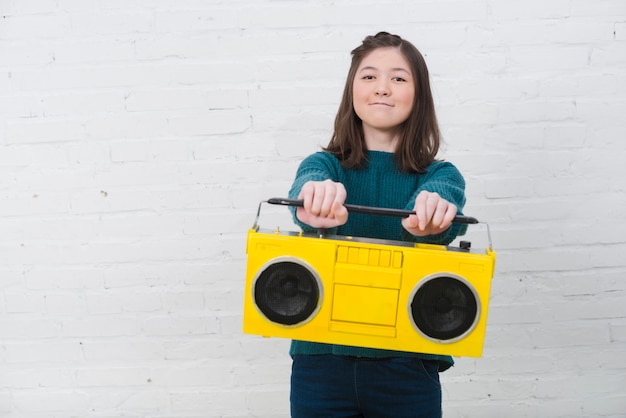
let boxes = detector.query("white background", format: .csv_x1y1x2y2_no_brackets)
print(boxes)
1,0,625,417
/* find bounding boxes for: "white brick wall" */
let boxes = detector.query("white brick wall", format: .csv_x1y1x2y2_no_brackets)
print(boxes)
1,0,625,417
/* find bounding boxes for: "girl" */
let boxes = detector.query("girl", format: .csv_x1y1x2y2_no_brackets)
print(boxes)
288,32,467,417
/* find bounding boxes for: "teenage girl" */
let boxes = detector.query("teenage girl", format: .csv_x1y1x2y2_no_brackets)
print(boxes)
288,32,467,418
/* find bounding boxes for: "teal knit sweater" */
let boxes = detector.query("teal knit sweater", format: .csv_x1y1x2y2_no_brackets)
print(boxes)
287,151,468,372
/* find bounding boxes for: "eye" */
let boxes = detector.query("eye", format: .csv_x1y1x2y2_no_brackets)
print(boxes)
362,75,375,80
392,76,407,82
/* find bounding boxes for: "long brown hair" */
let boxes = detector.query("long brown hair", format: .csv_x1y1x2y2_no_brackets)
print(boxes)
324,32,441,173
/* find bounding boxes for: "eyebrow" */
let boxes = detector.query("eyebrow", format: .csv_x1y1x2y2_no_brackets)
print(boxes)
358,66,410,74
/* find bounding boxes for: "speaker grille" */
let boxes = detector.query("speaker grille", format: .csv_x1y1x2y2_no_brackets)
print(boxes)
253,261,320,326
410,275,479,342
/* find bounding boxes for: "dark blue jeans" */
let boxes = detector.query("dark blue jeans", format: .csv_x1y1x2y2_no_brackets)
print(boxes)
290,354,442,418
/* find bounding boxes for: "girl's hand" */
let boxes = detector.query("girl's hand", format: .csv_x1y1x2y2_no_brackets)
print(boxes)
296,180,349,229
402,190,457,237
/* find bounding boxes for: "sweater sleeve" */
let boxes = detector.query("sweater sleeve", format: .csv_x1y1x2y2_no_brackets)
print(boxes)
401,161,468,245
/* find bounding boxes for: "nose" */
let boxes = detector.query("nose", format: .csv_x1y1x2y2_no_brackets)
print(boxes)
375,82,390,96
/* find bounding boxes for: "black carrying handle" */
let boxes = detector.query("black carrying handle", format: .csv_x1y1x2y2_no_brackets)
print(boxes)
267,197,478,225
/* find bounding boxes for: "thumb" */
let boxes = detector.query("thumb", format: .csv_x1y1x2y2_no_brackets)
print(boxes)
403,214,419,228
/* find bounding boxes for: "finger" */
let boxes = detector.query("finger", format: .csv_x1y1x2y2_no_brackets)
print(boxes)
440,203,458,229
423,192,441,228
323,181,346,219
415,191,440,230
430,199,449,229
298,182,315,213
332,201,349,226
330,183,347,225
334,182,347,207
319,183,337,218
414,192,429,231
309,182,328,216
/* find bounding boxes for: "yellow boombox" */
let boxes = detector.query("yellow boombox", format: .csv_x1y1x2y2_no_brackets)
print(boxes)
243,198,496,357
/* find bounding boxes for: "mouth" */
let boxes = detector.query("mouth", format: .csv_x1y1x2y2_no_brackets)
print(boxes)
371,102,393,107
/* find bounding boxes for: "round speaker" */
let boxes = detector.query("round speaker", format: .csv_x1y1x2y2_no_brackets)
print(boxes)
409,274,480,342
253,258,321,326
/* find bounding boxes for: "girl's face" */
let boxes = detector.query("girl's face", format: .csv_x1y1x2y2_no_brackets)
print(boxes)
352,47,415,144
